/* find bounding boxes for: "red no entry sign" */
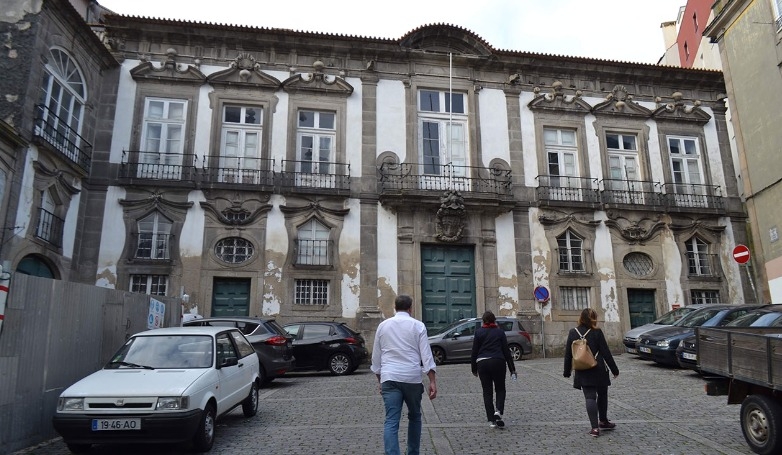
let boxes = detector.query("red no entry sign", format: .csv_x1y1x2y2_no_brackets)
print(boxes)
733,244,750,264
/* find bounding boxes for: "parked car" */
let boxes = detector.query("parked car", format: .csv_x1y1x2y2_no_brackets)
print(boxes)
637,304,764,367
427,317,533,365
183,317,294,384
282,321,368,375
623,306,698,355
52,326,261,453
676,304,782,371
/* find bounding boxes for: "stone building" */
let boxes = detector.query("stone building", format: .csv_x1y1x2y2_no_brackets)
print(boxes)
0,1,754,355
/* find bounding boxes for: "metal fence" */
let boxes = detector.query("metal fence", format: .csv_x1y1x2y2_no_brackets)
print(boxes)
0,274,181,454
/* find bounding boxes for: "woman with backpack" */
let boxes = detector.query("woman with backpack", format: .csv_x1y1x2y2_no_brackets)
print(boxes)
563,308,620,437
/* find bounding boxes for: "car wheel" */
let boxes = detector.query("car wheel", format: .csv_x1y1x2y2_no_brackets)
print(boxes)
328,353,352,375
66,443,91,453
508,343,523,361
192,403,216,452
741,395,782,455
431,347,445,365
242,381,259,417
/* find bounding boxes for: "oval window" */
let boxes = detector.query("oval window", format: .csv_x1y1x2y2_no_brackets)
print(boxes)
215,237,254,264
623,252,653,277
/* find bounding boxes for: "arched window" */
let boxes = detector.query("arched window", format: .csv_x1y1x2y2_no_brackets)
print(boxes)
557,230,584,273
36,48,87,164
297,219,330,265
136,212,172,260
16,255,55,278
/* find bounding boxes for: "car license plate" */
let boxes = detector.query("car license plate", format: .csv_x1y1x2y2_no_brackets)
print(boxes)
639,346,652,354
683,352,697,361
625,347,637,354
92,418,141,431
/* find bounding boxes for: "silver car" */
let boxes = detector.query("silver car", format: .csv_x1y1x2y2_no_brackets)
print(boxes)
622,306,701,355
427,317,533,365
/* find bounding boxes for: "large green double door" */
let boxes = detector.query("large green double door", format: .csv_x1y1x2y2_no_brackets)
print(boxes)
421,245,476,333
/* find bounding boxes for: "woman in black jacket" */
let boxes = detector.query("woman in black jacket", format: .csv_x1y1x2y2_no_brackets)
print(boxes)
471,311,517,428
563,308,620,437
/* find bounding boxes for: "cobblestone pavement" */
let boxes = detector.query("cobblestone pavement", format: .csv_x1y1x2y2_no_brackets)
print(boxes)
15,354,755,455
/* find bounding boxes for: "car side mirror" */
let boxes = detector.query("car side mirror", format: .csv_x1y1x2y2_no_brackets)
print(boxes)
452,332,461,339
217,356,238,369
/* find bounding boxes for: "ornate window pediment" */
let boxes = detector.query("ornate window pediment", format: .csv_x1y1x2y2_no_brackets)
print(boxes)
399,24,494,56
130,48,206,85
652,92,711,124
207,53,281,89
528,81,592,113
592,85,653,118
281,60,353,97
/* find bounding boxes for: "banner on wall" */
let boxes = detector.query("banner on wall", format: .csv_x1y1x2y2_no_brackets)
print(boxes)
147,298,166,330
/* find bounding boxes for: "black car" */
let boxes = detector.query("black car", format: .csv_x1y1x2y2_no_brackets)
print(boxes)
183,317,294,383
283,321,369,375
636,304,764,367
676,304,782,370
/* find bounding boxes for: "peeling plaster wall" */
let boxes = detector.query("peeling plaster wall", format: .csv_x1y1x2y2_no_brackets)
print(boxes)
109,61,137,162
528,207,551,319
340,198,361,318
94,186,126,288
377,203,398,301
376,80,406,161
593,212,619,322
268,77,289,163
3,0,43,23
479,88,510,166
262,195,288,315
495,211,518,313
718,216,746,304
62,189,80,258
13,146,37,234
180,191,205,257
520,92,538,187
661,228,685,307
346,78,362,175
643,114,667,183
701,106,727,189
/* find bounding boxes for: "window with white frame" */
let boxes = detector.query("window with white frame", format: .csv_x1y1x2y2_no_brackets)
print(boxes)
220,105,262,183
557,230,585,273
544,128,580,196
560,287,590,311
686,237,712,276
297,110,335,174
295,279,329,305
297,219,330,266
140,98,187,178
130,274,168,296
667,136,705,204
136,212,172,260
606,132,642,202
418,90,468,177
691,289,720,304
36,48,86,162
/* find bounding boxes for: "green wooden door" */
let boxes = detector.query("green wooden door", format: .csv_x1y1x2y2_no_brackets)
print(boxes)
421,245,476,333
627,289,656,328
212,278,250,317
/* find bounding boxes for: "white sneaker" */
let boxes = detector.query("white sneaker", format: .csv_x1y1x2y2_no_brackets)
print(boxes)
494,411,505,428
489,421,497,428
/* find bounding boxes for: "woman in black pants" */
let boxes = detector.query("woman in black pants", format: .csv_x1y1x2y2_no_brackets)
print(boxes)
471,311,517,428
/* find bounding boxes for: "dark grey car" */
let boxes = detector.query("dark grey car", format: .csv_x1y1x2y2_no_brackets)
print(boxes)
427,317,532,365
183,317,294,384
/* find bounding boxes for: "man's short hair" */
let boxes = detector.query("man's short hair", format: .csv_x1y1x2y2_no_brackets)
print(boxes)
395,295,413,311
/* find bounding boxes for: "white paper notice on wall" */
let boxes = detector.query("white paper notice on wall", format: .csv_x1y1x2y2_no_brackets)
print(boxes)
148,298,166,330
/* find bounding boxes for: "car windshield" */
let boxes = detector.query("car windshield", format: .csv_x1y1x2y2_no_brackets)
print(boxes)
655,307,694,325
107,335,213,369
427,320,467,336
726,312,767,327
674,309,724,328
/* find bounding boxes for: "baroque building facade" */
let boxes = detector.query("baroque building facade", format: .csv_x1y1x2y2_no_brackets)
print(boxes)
0,1,755,355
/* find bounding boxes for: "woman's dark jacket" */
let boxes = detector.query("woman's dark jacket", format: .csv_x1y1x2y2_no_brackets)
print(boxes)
563,324,619,389
471,325,516,375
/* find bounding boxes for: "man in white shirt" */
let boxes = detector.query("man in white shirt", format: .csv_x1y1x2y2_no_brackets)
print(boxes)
371,295,437,455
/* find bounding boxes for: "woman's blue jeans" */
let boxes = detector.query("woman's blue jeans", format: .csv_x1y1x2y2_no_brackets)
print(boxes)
381,380,424,455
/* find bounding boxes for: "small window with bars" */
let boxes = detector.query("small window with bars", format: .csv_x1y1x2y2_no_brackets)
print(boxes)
560,286,590,311
691,290,720,304
295,279,329,305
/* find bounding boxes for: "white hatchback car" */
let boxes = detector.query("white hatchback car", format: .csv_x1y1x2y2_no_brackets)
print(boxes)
52,326,260,453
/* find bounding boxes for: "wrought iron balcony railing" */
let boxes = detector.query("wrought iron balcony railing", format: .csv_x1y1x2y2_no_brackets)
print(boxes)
294,239,333,266
600,179,664,207
536,175,600,204
661,183,724,211
35,208,64,247
119,150,198,182
379,162,512,195
132,233,171,260
200,155,275,187
33,104,92,172
279,160,350,192
686,253,722,278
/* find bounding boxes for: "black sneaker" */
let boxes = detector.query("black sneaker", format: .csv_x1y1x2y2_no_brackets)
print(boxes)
494,411,504,428
599,420,616,430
